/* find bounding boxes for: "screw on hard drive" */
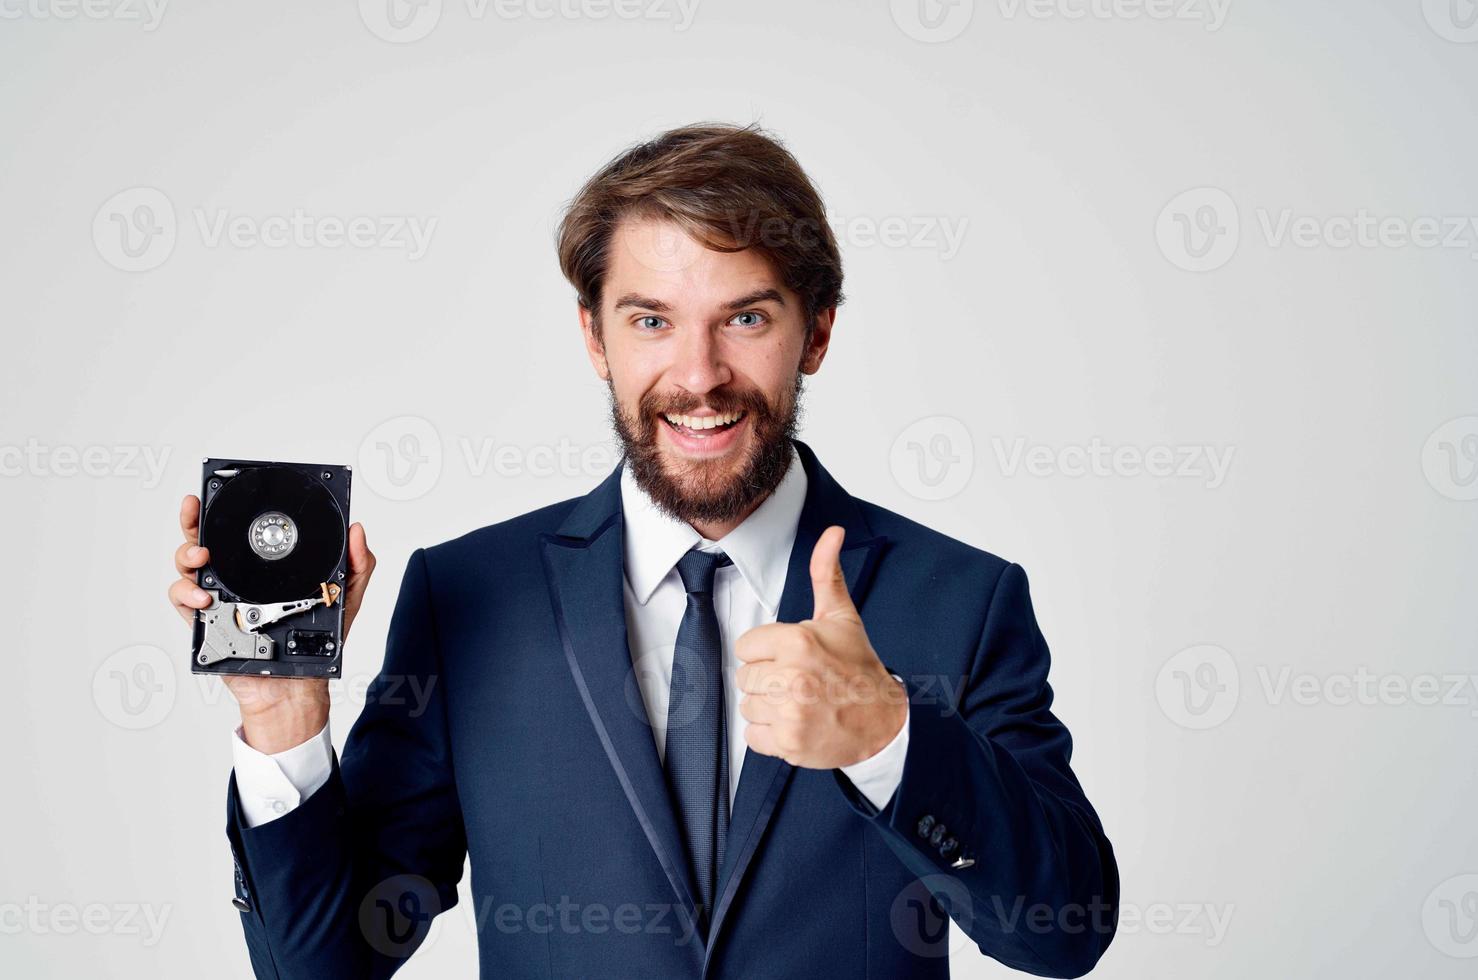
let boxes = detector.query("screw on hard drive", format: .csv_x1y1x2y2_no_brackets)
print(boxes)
209,480,221,490
198,653,208,664
245,608,261,624
204,575,215,585
322,471,332,480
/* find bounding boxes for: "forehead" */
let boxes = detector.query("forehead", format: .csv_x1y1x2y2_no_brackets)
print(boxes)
603,214,788,307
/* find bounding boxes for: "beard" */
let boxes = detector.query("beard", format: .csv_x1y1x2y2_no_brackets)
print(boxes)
609,373,805,527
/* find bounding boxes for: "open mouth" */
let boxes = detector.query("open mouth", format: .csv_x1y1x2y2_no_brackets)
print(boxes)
660,410,748,438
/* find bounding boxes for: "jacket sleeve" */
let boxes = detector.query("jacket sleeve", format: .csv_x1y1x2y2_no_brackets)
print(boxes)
835,561,1119,978
224,548,467,980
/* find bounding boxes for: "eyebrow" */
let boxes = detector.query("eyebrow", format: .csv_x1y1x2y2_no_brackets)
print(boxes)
610,288,787,314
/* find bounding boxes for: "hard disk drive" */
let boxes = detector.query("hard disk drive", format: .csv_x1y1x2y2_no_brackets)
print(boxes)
191,458,351,678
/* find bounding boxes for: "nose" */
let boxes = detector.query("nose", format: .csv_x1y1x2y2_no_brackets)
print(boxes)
670,324,732,396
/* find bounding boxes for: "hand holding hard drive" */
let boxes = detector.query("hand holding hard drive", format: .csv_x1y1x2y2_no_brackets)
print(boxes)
167,463,376,753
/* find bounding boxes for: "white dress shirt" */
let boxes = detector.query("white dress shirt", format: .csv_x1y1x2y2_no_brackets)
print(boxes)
232,444,908,828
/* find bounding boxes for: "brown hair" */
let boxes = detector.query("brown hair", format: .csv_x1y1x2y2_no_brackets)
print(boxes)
556,122,844,338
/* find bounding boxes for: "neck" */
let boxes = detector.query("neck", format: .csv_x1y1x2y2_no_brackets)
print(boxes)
688,494,766,542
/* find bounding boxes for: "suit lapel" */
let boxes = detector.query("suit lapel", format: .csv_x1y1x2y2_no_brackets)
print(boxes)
538,466,704,951
703,440,888,970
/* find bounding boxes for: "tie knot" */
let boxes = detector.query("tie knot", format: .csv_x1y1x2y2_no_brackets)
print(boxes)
675,548,732,594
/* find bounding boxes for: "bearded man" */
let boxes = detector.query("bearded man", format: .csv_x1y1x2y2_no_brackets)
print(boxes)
168,122,1118,980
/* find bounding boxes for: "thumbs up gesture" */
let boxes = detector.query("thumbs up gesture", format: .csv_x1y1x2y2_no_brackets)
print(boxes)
736,526,908,769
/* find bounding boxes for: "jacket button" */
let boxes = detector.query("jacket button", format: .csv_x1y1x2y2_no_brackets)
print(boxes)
231,897,251,913
940,837,959,858
929,824,948,847
916,815,935,839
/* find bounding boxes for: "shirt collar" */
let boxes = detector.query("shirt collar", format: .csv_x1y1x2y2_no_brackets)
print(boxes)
620,442,806,615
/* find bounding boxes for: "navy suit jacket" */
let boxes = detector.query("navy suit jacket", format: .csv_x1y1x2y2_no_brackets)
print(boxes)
225,439,1118,979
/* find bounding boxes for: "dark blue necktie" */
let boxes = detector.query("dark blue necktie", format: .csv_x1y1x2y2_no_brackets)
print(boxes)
664,547,732,939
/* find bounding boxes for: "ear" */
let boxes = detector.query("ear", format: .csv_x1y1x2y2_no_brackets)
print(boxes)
578,304,610,381
800,307,836,375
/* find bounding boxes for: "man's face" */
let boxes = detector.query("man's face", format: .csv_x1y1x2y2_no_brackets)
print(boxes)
580,215,834,527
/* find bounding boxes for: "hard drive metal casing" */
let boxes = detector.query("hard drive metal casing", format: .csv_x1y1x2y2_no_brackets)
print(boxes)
190,458,352,678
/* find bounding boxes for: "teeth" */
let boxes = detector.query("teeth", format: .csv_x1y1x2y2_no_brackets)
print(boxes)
663,410,744,431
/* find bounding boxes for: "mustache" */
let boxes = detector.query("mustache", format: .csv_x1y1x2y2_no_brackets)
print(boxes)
637,387,774,427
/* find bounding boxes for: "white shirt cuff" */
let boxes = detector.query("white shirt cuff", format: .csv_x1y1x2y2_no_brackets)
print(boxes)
838,676,910,811
231,721,334,828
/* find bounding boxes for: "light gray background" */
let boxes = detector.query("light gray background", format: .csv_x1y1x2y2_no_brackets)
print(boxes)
3,0,1477,976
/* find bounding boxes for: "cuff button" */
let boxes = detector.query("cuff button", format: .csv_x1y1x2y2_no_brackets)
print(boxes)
231,897,251,913
916,815,936,839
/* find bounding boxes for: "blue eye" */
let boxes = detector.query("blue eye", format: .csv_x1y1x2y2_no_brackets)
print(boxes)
730,311,766,328
636,316,666,330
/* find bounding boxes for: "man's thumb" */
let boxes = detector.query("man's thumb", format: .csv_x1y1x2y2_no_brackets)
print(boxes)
809,525,857,621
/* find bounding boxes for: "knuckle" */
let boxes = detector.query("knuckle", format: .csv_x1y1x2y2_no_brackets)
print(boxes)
787,630,815,657
762,672,791,702
789,649,822,676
